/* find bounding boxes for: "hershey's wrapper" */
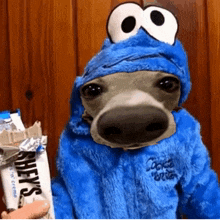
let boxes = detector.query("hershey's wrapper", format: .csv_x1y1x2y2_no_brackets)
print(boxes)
0,110,55,219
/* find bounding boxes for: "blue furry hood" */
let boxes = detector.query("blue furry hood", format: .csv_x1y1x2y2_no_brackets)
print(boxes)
73,29,190,103
82,29,190,102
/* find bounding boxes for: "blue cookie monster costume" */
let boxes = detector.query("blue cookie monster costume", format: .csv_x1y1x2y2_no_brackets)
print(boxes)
51,3,220,219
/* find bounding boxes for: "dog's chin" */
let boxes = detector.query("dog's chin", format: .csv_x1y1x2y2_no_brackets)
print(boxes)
121,144,147,151
90,133,169,150
90,123,176,151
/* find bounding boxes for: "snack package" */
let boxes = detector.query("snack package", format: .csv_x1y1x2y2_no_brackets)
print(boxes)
0,110,55,219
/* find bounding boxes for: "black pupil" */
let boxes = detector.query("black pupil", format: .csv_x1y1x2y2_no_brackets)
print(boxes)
162,80,174,89
159,77,179,92
150,10,165,26
121,16,136,33
82,84,102,98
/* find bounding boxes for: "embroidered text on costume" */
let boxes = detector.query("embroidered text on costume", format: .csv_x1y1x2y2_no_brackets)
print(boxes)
146,157,178,181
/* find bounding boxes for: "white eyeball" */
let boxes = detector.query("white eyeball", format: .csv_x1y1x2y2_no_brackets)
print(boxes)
143,6,178,45
107,3,143,43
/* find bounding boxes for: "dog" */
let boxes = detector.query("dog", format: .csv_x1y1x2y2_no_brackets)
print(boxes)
51,3,220,219
81,70,180,150
2,3,220,219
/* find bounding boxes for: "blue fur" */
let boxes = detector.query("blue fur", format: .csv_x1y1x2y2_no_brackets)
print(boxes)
51,27,220,218
52,109,220,219
76,29,190,105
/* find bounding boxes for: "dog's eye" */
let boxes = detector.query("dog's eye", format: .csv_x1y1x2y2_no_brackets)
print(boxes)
107,3,143,43
143,6,178,45
157,77,180,93
81,84,103,99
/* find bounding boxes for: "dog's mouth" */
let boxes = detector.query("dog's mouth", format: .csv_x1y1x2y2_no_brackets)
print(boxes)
82,111,93,124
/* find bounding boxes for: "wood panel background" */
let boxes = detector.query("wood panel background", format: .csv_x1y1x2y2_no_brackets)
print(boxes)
0,0,219,214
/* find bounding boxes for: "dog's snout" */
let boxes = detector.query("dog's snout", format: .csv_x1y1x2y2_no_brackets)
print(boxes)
97,106,168,145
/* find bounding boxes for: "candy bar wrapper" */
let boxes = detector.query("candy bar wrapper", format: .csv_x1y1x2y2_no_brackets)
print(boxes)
0,110,55,219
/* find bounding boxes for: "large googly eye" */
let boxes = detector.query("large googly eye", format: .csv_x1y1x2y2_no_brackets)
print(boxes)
107,3,143,43
143,6,178,45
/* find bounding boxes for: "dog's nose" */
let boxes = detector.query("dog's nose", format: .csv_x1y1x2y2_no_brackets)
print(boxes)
97,106,168,145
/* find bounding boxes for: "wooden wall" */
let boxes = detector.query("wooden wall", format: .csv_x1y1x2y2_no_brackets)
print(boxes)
207,0,220,177
0,0,220,214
